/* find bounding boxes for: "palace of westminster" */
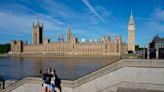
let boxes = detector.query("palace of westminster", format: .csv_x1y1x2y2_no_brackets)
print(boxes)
10,13,135,56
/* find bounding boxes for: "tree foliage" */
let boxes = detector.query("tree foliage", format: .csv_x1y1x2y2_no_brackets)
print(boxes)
0,44,10,53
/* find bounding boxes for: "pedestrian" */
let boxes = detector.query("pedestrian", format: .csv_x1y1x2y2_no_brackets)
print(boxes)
49,68,61,92
42,68,52,92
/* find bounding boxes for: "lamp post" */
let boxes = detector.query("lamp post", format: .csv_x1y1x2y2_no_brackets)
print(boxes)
147,44,150,59
156,48,159,59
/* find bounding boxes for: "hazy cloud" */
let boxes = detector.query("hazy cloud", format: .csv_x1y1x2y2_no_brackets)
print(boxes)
149,8,164,32
136,8,164,32
82,0,104,22
96,6,112,17
0,0,105,43
154,8,164,21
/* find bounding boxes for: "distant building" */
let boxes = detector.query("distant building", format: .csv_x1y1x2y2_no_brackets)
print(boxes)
147,35,164,59
67,27,72,43
10,40,23,54
10,13,135,56
32,21,43,45
128,11,135,53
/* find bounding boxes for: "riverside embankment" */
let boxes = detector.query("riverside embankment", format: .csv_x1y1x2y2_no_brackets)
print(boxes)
1,59,164,92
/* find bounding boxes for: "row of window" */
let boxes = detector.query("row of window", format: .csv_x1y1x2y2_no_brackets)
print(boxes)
155,43,164,48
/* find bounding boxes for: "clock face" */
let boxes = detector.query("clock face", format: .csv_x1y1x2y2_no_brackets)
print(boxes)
128,25,135,31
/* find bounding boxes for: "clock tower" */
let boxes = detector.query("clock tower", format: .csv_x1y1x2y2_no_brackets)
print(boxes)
128,11,135,52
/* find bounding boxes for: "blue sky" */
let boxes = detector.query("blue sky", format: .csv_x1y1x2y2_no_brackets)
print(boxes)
0,0,164,47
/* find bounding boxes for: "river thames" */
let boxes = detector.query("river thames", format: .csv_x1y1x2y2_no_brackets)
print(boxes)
0,56,119,80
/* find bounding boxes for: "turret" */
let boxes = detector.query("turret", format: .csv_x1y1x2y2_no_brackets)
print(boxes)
67,27,73,43
115,36,122,53
32,20,43,45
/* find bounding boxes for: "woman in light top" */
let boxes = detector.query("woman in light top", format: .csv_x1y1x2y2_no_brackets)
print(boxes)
49,68,61,92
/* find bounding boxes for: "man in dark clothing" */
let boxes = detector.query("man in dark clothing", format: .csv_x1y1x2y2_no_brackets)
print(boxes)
42,68,52,92
55,75,61,91
49,69,61,92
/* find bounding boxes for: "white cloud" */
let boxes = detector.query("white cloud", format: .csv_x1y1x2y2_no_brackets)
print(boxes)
0,0,110,43
149,8,164,32
0,11,66,40
95,6,112,17
144,21,164,31
81,0,104,22
31,0,101,25
154,8,164,21
0,0,70,36
137,8,164,32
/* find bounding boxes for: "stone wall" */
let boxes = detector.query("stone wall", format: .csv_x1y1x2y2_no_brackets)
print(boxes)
23,45,44,54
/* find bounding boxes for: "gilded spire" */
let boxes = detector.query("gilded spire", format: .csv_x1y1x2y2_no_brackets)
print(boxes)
131,10,133,17
129,10,135,25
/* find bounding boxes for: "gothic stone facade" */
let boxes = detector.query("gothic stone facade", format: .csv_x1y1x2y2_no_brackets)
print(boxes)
11,36,127,56
147,35,164,59
10,13,136,56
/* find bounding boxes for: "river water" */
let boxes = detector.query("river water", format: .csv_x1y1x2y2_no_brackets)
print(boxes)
0,57,119,80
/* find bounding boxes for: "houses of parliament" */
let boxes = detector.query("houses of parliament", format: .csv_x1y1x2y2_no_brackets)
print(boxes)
10,13,135,56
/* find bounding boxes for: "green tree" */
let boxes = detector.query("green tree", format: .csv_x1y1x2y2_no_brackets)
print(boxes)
0,43,10,53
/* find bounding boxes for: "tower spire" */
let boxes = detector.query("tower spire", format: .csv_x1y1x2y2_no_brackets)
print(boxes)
42,22,44,27
67,27,72,43
33,22,35,27
129,10,134,25
131,10,133,16
68,27,71,33
37,16,39,26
